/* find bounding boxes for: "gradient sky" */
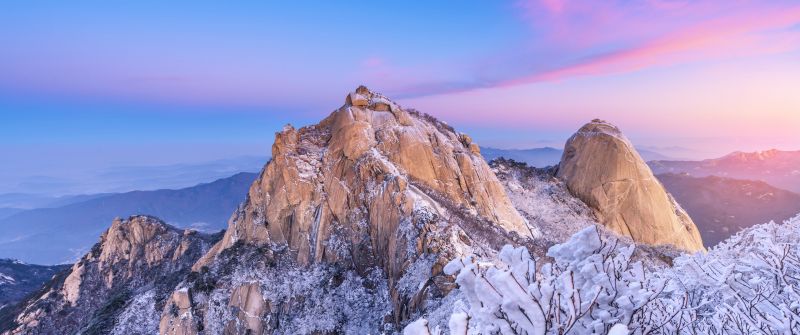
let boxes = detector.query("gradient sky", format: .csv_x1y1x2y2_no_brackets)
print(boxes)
2,1,800,193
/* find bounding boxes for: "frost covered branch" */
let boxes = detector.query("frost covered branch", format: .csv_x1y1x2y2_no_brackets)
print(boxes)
407,215,800,334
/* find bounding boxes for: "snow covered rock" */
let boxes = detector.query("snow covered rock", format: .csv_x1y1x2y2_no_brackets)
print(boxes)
159,86,537,333
2,216,218,335
557,119,704,251
194,85,531,266
196,86,530,268
491,158,597,246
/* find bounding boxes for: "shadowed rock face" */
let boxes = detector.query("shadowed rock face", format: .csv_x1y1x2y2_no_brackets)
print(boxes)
557,120,704,252
2,216,217,335
0,260,69,313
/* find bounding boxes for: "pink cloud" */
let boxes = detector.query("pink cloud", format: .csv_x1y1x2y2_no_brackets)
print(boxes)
503,4,800,86
335,2,800,100
361,56,385,68
539,0,566,13
517,0,766,51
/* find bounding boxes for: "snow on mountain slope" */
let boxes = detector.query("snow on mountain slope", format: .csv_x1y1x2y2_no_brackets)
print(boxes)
158,86,540,334
490,158,597,245
0,259,69,318
0,272,14,284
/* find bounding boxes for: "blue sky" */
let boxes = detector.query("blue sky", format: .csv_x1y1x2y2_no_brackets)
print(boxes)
2,1,800,195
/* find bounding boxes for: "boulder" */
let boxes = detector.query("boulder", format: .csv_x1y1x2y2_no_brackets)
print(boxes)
557,120,704,252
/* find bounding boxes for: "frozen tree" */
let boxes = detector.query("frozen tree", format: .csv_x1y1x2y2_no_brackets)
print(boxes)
409,215,800,335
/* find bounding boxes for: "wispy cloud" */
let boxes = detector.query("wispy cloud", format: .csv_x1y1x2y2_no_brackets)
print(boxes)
504,2,800,86
389,1,800,97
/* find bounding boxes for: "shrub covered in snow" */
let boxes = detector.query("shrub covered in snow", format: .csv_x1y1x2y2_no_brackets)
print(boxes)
407,215,800,334
183,243,393,334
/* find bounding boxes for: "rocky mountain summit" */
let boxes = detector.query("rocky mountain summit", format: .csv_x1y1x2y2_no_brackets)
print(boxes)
157,86,540,334
557,120,704,252
2,216,219,335
1,88,710,334
194,85,531,269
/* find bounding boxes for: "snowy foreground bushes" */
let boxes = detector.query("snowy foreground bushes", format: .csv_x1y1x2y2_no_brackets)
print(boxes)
407,216,800,334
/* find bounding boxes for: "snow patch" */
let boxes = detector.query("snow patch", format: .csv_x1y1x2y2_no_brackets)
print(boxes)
0,272,15,284
111,289,159,335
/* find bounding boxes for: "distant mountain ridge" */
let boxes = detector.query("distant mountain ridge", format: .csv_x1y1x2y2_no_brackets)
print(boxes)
0,172,258,264
649,149,800,192
0,209,24,221
0,155,267,198
0,193,112,210
657,173,800,246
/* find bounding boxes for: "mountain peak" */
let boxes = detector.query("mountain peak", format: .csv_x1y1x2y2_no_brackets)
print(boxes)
6,216,217,335
157,87,538,333
201,86,533,267
722,148,784,161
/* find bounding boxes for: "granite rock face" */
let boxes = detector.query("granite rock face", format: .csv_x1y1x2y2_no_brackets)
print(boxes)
557,120,704,252
2,216,217,335
159,86,538,334
193,85,532,271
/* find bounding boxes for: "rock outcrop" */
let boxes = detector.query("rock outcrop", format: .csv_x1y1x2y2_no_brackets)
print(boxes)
196,86,529,269
192,85,534,271
2,216,218,335
556,120,704,251
158,86,538,334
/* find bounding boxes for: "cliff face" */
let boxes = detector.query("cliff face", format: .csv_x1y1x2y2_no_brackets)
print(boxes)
196,86,530,269
556,120,704,252
158,86,538,334
2,216,218,335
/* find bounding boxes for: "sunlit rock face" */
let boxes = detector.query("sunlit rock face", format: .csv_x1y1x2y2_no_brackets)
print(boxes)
3,216,217,335
193,85,533,275
158,86,538,334
557,119,704,252
196,85,530,268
